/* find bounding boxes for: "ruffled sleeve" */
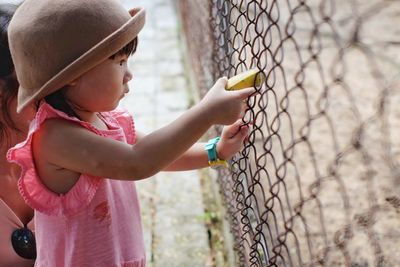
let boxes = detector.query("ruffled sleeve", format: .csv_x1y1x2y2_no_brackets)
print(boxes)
7,103,103,216
108,109,137,145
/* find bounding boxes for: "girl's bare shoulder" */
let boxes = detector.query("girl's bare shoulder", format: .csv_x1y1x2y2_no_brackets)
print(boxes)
31,119,84,194
33,118,91,146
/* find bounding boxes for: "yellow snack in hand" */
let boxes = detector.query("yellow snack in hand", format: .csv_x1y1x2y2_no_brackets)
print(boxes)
226,68,265,91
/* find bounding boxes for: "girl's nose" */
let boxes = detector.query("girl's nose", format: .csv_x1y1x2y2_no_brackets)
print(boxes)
124,70,133,84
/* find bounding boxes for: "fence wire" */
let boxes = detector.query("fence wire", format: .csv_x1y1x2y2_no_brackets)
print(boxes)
178,0,400,266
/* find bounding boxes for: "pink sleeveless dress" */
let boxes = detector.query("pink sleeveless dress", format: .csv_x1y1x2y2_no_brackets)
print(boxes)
7,103,146,267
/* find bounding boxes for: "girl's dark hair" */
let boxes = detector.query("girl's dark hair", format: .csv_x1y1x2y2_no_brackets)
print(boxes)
109,37,137,60
45,37,138,118
0,3,20,144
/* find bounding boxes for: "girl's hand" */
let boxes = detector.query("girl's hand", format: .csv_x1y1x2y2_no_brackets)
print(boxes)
216,119,250,160
200,77,257,125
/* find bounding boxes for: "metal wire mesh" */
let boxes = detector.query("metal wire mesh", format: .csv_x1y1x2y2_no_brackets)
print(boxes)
178,0,400,266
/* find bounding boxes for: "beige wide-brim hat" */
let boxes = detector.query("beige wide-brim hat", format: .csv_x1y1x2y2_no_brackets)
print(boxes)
8,0,145,113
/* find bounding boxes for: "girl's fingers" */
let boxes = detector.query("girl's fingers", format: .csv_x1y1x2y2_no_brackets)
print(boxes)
223,120,250,139
241,102,248,112
236,87,258,99
236,125,249,138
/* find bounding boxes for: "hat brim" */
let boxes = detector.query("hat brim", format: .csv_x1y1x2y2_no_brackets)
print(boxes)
17,7,146,113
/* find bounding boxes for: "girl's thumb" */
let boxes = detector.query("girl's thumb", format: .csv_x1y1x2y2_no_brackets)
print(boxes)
217,77,228,89
239,125,249,136
222,120,242,138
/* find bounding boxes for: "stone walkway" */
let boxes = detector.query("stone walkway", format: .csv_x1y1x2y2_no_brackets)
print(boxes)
120,0,211,266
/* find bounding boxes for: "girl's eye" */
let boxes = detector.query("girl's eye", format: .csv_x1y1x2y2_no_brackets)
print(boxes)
119,60,127,66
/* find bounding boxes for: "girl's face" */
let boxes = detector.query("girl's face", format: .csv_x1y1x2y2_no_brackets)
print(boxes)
65,55,133,112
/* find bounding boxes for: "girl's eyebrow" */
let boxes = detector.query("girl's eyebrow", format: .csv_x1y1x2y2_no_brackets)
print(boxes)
111,54,128,61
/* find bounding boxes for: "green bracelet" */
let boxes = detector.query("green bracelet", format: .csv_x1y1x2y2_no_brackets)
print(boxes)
204,137,228,168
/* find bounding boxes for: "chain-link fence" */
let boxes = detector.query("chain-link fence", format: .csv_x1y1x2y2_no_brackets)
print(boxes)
178,0,400,266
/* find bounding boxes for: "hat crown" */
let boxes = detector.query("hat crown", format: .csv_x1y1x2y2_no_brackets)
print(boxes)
9,0,131,91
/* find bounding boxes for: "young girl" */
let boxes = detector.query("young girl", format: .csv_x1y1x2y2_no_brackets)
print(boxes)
7,0,256,266
0,3,36,266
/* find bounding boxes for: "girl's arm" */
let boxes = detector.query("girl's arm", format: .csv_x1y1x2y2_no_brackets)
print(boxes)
135,120,250,171
33,79,256,183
